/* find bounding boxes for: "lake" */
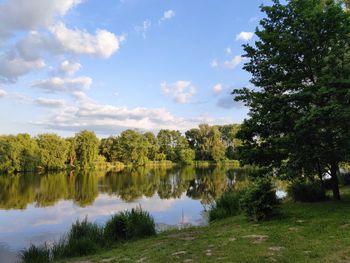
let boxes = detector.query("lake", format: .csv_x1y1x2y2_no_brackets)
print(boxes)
0,165,254,262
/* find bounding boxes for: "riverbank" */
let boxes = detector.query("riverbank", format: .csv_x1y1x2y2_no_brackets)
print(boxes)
58,187,350,263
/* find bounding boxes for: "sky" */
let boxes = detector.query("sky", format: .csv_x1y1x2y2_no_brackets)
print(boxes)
0,0,270,137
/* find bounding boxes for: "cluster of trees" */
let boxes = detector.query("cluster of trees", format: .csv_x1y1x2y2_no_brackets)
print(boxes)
99,124,241,166
233,0,350,200
0,131,99,173
0,124,241,173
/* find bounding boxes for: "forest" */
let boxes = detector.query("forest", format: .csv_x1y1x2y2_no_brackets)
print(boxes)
0,124,241,173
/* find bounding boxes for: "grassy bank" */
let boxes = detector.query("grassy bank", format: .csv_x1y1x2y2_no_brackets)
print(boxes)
57,187,350,263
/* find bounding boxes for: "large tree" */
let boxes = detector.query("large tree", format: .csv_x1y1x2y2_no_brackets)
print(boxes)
37,134,68,171
233,0,350,200
113,130,150,166
74,130,99,169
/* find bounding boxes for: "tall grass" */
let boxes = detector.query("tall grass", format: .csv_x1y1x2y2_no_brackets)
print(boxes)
104,207,156,242
20,208,156,263
209,191,242,222
20,244,50,263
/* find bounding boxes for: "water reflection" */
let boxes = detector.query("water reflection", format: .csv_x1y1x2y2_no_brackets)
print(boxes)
0,166,250,209
0,166,252,258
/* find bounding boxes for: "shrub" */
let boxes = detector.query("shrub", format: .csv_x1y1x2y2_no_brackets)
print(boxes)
240,178,279,222
104,207,156,243
209,191,242,222
339,172,350,186
20,244,50,263
287,179,326,202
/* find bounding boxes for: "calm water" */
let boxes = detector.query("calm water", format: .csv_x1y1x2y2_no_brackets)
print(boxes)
0,166,252,262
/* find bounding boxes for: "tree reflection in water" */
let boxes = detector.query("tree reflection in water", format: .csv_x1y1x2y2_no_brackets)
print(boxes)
0,166,252,209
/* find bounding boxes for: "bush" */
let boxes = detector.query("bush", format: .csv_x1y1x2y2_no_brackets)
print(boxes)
339,172,350,186
20,244,50,263
104,207,156,243
209,191,242,222
287,179,326,202
240,178,279,222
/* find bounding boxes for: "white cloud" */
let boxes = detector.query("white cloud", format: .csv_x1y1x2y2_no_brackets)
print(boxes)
225,47,232,55
34,97,65,107
162,10,175,20
59,60,81,76
0,53,45,83
35,102,189,133
161,81,196,104
16,31,62,61
50,22,124,58
135,20,151,38
235,31,254,41
34,100,235,134
210,59,219,68
223,55,245,69
213,83,223,94
32,76,92,93
0,89,7,97
0,0,82,41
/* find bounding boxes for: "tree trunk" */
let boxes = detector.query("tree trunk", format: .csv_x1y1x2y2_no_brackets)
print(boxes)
330,161,341,201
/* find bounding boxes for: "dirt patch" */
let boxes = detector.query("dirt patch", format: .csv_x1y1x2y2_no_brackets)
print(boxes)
229,237,237,241
168,232,198,241
172,251,187,256
100,258,116,262
340,224,350,229
269,246,285,251
243,234,268,244
288,227,298,231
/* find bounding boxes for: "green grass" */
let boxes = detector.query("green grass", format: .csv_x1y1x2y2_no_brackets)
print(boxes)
58,187,350,263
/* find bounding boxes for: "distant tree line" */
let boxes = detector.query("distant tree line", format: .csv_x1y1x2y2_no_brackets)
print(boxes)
0,124,241,173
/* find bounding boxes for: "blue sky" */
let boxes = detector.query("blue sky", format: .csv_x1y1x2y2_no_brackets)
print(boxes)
0,0,270,136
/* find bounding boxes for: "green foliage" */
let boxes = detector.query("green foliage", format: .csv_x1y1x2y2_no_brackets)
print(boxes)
113,130,150,166
37,134,68,171
60,218,104,257
20,209,156,262
154,152,166,161
75,130,99,169
20,244,50,263
104,207,156,242
0,124,242,172
185,124,226,162
179,149,195,165
233,0,350,200
239,178,279,222
157,129,189,161
209,191,242,221
99,137,114,162
144,132,159,160
0,134,40,173
288,179,326,202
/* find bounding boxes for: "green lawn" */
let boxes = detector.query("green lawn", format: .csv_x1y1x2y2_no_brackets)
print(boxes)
62,188,350,263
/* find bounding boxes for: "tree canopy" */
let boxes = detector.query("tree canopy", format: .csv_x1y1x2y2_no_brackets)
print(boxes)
233,0,350,200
